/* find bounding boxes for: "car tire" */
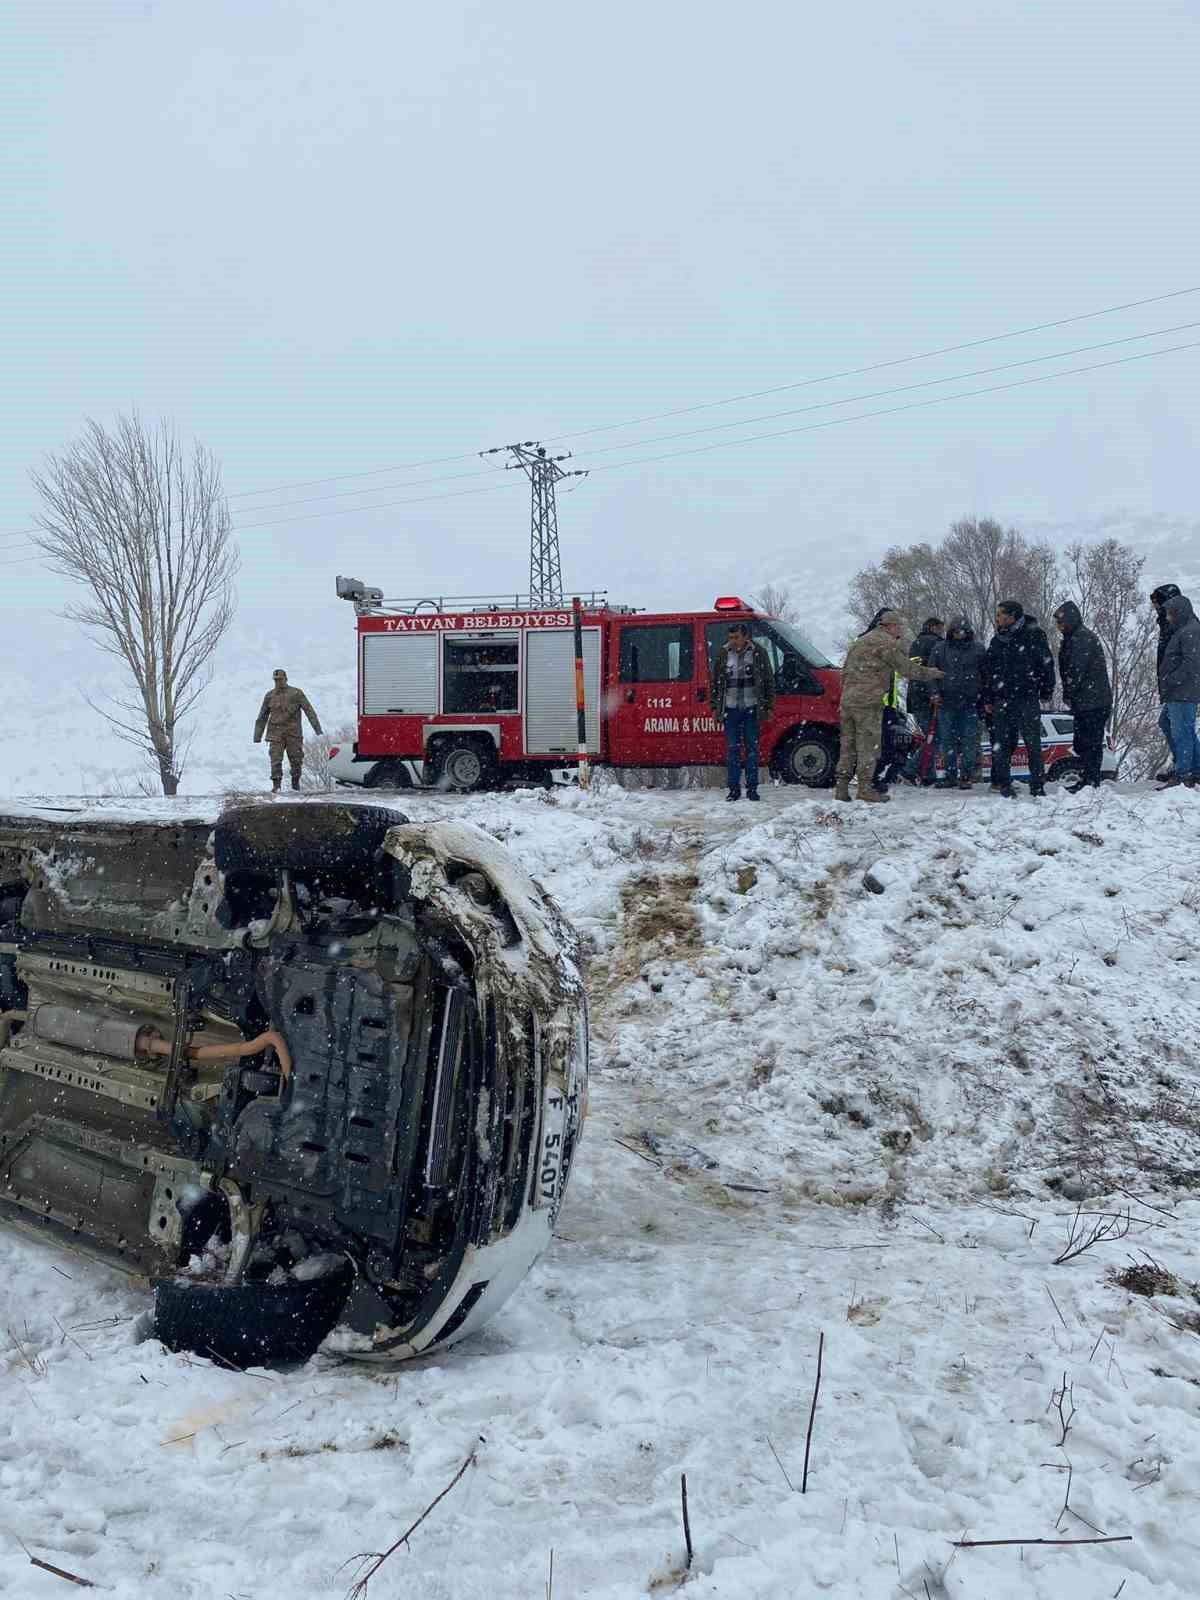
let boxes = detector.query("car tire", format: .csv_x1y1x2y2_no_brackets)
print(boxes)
363,760,413,790
154,1258,353,1367
434,738,495,793
774,731,838,787
1047,758,1082,784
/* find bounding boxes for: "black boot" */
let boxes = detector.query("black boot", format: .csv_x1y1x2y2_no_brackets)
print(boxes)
726,789,740,802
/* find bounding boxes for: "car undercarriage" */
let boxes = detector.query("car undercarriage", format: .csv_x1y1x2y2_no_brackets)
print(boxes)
0,802,586,1365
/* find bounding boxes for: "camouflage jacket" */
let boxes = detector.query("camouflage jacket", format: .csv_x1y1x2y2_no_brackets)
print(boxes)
710,640,776,719
254,685,323,741
840,627,942,713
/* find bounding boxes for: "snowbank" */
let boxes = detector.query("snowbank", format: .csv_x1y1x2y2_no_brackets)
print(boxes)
2,779,1199,1599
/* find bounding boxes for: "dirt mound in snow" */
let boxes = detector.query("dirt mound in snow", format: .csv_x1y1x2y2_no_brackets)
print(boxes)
594,786,1200,1205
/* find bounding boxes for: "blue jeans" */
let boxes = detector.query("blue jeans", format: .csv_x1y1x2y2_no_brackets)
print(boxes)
938,705,978,780
724,708,759,794
1165,702,1200,777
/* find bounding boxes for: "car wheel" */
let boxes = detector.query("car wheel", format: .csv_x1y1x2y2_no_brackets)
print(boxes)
1047,758,1082,784
364,760,412,790
436,739,494,792
154,1258,353,1367
776,732,837,787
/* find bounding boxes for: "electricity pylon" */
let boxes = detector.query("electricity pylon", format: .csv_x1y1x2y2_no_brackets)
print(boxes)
481,441,587,606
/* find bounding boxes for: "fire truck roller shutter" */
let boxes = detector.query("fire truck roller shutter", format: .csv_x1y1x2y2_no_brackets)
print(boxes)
362,634,438,715
525,630,602,755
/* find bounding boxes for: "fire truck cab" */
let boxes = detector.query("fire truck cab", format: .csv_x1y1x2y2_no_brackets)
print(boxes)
336,580,843,790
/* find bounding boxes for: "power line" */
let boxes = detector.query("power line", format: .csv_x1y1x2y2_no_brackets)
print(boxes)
8,293,1200,548
225,447,481,500
574,318,1200,459
215,281,1200,504
223,313,1200,529
583,337,1200,476
233,476,524,531
544,283,1200,445
225,331,1200,531
229,462,500,519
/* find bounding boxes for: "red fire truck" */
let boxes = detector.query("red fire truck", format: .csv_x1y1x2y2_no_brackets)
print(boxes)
334,578,843,790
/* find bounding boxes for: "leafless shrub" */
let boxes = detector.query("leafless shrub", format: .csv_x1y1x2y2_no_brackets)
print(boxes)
31,413,238,795
1053,1204,1131,1265
1047,1370,1077,1448
300,721,357,791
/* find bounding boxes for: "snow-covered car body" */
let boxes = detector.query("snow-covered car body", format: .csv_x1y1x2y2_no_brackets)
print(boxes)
0,803,586,1363
327,740,422,790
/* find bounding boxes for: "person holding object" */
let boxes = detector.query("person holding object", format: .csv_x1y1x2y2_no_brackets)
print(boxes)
901,618,945,784
1052,601,1112,792
983,601,1055,798
835,610,942,803
1156,594,1200,789
711,622,775,801
929,617,987,788
253,669,323,792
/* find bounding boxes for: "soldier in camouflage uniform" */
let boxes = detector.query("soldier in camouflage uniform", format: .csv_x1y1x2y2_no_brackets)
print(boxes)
836,611,943,803
253,669,323,792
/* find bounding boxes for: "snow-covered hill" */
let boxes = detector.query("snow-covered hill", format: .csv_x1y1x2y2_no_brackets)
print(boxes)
2,781,1199,1598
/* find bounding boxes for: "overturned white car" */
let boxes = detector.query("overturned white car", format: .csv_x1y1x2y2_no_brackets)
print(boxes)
0,803,587,1364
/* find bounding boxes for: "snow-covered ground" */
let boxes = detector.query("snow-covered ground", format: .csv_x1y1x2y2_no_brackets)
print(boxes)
3,779,1200,1598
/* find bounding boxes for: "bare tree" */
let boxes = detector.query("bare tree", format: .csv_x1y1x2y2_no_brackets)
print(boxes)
751,582,801,622
31,414,239,796
1061,540,1159,774
847,515,1165,779
849,519,1066,641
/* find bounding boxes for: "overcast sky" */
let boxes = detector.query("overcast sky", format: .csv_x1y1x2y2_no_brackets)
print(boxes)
4,0,1199,661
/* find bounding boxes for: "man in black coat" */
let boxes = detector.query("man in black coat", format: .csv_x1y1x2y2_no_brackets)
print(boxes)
983,600,1056,797
901,617,945,782
1052,601,1112,791
1151,583,1183,781
930,617,987,787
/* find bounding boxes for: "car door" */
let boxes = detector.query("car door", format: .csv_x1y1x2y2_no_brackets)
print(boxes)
607,621,699,765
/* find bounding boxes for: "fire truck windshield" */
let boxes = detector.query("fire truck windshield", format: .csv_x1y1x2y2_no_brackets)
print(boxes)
767,621,835,670
704,619,835,695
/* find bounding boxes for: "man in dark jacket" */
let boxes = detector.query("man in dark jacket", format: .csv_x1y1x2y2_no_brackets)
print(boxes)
901,618,945,782
1151,583,1183,781
983,601,1055,797
711,622,776,801
930,617,987,788
1157,594,1200,788
906,618,945,726
1052,601,1112,792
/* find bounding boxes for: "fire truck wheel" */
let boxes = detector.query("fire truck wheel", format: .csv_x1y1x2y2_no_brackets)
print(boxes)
434,738,495,792
774,731,837,787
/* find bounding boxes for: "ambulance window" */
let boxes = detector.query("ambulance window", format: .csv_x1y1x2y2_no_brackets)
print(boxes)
618,624,694,684
443,637,519,714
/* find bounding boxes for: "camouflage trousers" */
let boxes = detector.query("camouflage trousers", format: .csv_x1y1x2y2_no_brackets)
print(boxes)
836,706,883,784
268,734,304,789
